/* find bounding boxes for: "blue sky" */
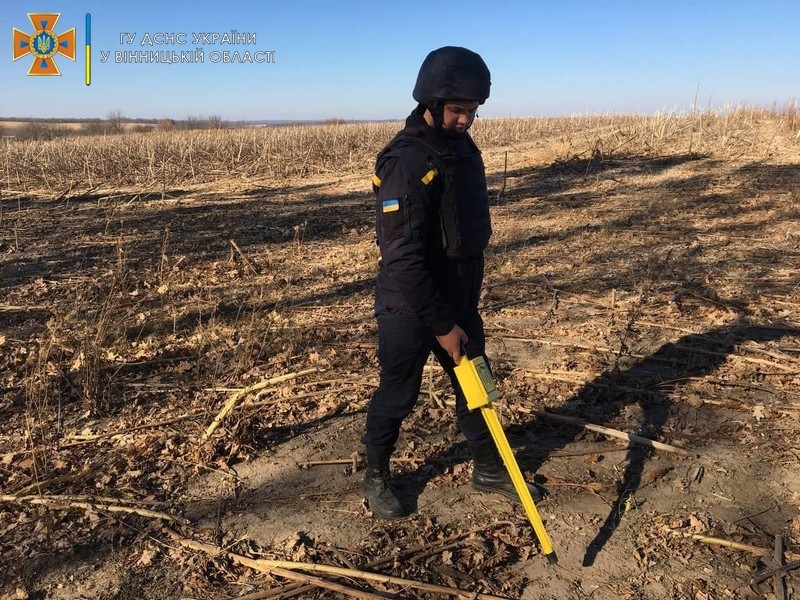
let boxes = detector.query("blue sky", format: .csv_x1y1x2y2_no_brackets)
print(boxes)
2,1,798,121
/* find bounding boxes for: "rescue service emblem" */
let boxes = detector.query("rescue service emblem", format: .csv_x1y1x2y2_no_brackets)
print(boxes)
12,13,76,76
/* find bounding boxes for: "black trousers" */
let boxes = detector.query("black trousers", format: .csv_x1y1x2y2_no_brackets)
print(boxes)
361,305,492,453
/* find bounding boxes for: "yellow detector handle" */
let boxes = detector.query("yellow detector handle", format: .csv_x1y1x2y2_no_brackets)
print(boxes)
454,351,558,564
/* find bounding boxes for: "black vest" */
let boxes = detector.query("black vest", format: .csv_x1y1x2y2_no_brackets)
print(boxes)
383,125,492,259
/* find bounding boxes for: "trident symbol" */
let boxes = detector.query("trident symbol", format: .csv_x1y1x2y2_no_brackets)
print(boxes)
35,33,54,55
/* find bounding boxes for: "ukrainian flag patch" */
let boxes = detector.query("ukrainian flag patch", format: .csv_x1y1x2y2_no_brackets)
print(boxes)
382,199,400,213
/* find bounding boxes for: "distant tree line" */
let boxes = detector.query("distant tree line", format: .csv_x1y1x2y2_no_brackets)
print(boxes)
0,113,228,141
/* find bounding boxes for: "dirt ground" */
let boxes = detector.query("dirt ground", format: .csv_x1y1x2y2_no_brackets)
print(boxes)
1,119,799,599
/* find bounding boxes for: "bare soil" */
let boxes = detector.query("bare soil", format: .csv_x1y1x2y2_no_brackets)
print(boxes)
1,120,799,599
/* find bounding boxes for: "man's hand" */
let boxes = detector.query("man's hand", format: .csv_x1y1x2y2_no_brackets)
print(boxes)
436,325,469,364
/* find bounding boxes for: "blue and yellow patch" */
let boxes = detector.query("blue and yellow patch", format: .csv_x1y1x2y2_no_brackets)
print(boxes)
382,199,400,213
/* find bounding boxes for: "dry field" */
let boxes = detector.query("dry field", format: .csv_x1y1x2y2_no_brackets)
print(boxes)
0,120,155,140
0,121,87,134
1,109,799,599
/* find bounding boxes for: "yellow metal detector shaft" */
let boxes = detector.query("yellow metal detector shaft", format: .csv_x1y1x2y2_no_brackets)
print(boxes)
454,351,558,564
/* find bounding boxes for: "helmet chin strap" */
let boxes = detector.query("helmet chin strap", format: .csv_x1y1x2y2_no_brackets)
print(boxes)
428,101,469,137
429,101,445,130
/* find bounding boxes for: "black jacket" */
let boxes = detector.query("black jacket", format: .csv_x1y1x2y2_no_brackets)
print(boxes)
372,105,491,335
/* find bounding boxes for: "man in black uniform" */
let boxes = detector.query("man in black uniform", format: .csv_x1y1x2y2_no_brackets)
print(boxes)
361,46,543,519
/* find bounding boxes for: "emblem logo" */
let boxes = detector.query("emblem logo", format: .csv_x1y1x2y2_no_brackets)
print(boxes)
13,13,76,76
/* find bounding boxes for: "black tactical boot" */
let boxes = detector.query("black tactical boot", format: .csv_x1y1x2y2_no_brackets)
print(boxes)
362,448,405,519
470,442,543,502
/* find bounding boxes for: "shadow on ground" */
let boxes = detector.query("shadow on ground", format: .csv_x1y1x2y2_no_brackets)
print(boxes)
394,319,800,565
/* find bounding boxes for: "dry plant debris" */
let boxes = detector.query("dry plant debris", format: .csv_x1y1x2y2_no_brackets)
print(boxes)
1,108,799,598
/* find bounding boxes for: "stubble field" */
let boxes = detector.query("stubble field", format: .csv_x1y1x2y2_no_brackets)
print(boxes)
1,109,799,599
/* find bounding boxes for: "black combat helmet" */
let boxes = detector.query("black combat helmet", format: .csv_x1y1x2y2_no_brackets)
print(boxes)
413,46,491,105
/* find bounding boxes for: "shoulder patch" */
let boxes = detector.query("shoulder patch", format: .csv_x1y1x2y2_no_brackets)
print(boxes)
420,168,438,185
382,199,400,213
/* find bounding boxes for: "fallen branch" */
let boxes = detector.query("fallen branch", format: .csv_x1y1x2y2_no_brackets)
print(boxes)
235,584,307,600
0,304,48,312
200,367,320,444
262,567,385,600
248,384,372,410
691,534,800,561
1,494,189,524
536,411,694,457
263,565,384,599
495,150,508,202
301,452,359,472
697,398,800,416
164,528,512,600
99,355,194,373
483,297,534,311
12,466,97,496
523,371,663,397
12,493,169,506
745,343,800,366
636,321,712,336
278,521,518,599
230,238,260,275
672,343,796,372
301,459,355,467
751,560,800,588
61,412,207,447
483,275,541,290
523,369,590,383
773,534,788,600
498,336,639,357
202,378,373,397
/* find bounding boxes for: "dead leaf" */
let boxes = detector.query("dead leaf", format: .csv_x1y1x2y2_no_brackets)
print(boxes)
136,548,157,567
689,514,708,534
584,453,603,464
